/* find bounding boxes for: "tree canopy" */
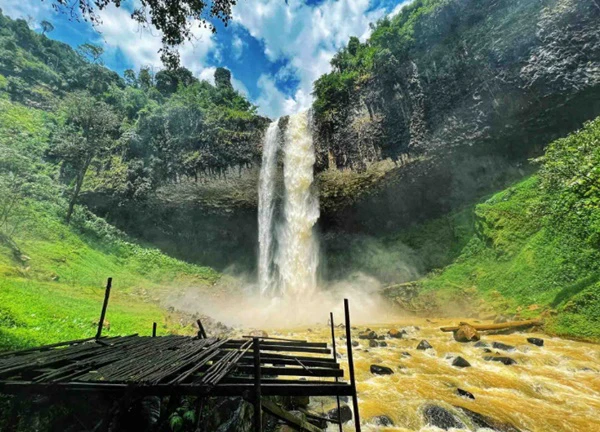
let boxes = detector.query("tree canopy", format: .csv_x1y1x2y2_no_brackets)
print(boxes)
46,0,239,68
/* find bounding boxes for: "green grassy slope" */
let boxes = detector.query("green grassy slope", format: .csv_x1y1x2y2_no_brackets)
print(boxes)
0,96,219,351
408,120,600,340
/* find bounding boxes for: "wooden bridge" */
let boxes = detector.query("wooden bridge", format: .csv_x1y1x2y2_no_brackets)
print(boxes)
0,279,362,431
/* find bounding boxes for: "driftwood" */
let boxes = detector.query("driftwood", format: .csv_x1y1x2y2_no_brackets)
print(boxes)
440,319,542,333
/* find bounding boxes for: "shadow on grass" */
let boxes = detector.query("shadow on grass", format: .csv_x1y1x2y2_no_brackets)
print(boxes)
551,273,600,308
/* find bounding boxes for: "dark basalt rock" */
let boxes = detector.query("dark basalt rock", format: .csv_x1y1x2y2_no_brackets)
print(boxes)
369,339,379,348
359,331,378,340
417,340,433,350
370,365,394,375
327,404,353,424
456,388,475,400
484,356,517,365
401,351,411,357
527,337,544,347
492,342,516,351
372,415,394,426
456,407,521,432
352,341,359,347
474,341,489,348
422,405,465,430
388,329,404,338
379,341,388,347
452,356,471,368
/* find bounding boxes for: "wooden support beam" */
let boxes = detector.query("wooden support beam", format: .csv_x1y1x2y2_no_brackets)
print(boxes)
331,312,343,432
440,319,542,332
224,344,330,354
152,323,157,337
95,278,112,340
234,365,343,378
261,399,324,432
344,299,361,432
253,337,262,432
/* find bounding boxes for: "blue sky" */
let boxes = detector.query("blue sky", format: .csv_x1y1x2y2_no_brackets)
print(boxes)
0,0,411,118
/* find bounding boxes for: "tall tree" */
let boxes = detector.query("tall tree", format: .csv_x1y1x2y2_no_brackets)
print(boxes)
40,20,54,36
51,92,119,223
45,0,238,68
78,43,104,64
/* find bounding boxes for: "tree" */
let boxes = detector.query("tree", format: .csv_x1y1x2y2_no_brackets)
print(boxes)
51,92,119,224
78,42,104,64
40,20,54,36
123,69,138,87
155,67,197,95
46,0,238,68
214,67,233,90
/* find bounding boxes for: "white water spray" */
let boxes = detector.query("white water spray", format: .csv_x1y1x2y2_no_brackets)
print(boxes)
257,121,280,295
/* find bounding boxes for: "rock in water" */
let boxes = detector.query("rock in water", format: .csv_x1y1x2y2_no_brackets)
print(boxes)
351,341,359,347
370,365,394,375
369,339,379,348
484,356,517,365
248,330,268,338
527,337,544,347
417,340,433,350
474,341,489,348
452,356,471,368
456,407,521,432
422,405,465,430
492,342,516,351
456,388,475,399
372,415,394,426
388,329,404,338
379,341,388,347
359,331,378,340
454,323,480,342
327,405,353,423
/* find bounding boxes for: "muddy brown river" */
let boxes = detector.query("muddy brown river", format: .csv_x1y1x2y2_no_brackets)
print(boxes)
262,318,600,432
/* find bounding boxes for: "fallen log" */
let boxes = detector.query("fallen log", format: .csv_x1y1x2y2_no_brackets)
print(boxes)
440,319,542,333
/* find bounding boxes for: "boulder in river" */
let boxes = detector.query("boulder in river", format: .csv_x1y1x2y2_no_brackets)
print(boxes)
454,323,480,342
359,331,378,340
379,341,388,347
248,330,268,338
492,342,516,351
370,365,394,375
401,351,411,357
422,405,465,430
474,341,489,348
372,415,394,426
417,340,433,350
484,356,517,365
452,356,471,368
388,328,404,338
327,404,353,423
527,337,544,347
352,341,359,347
456,406,521,432
369,339,379,348
456,388,475,399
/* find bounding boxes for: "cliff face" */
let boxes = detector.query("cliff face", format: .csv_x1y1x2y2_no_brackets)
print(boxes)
314,0,600,234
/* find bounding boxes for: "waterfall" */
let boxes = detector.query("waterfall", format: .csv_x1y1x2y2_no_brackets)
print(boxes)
257,111,320,298
257,121,280,295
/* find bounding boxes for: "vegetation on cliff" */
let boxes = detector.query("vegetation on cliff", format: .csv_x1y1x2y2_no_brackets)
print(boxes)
402,118,600,340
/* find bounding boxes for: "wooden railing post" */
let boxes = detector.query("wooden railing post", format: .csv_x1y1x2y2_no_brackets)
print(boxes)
344,299,361,432
330,312,343,432
253,337,262,432
95,278,112,339
152,322,157,337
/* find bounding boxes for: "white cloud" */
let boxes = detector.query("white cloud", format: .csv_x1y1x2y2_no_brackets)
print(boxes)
233,0,389,118
232,34,245,60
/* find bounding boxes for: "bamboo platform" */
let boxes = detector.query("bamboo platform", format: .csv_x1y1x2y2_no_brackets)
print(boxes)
0,278,362,431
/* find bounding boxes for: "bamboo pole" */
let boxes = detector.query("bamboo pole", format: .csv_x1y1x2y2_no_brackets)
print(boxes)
440,319,542,332
344,299,361,432
95,278,112,339
330,312,343,432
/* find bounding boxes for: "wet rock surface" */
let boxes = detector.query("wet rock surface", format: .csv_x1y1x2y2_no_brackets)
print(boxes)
422,405,465,430
493,342,516,351
372,415,394,426
454,324,480,342
452,356,471,368
527,337,544,347
327,404,353,424
484,356,517,365
370,365,394,375
417,340,433,350
457,407,521,432
456,388,475,400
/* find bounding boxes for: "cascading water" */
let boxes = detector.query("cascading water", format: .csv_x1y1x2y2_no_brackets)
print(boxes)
257,121,280,295
277,111,320,297
257,111,319,298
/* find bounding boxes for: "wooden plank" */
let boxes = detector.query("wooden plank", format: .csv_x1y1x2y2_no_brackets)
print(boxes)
440,319,542,332
261,399,324,432
236,357,340,369
234,365,343,378
0,381,355,397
